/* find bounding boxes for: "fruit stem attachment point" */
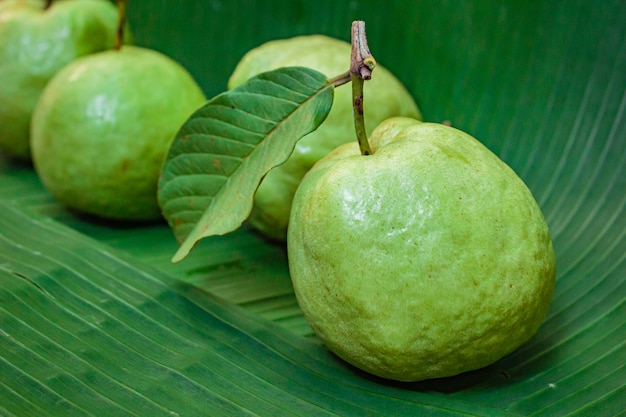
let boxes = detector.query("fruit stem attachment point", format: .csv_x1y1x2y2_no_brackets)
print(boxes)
44,0,53,10
114,0,127,51
350,21,375,156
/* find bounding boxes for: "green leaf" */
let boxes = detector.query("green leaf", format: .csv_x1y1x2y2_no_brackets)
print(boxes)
158,66,334,262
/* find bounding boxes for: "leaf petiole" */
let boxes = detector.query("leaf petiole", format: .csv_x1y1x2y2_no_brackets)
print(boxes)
328,71,352,87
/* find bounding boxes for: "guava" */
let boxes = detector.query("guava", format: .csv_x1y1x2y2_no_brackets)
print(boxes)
228,35,421,241
287,117,556,382
0,0,132,159
30,45,206,220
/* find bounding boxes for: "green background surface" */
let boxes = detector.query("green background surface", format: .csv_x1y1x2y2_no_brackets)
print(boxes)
1,0,624,415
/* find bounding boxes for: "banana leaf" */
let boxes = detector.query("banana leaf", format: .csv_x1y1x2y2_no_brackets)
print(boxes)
1,0,624,415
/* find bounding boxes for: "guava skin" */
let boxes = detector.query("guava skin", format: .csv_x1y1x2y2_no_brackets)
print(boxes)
0,0,131,159
287,117,556,382
30,46,206,221
228,35,421,241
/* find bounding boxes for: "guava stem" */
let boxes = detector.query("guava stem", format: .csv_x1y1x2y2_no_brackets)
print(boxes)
350,21,376,156
114,0,127,51
44,0,53,10
351,74,372,155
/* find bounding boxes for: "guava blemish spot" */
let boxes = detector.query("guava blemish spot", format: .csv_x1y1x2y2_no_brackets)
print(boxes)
433,142,471,165
354,94,364,115
120,159,129,172
212,158,222,169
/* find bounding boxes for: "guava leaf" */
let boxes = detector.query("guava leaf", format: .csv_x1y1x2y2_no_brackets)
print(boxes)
158,66,334,262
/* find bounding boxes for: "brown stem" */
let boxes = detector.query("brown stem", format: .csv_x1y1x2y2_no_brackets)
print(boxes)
44,0,53,10
114,0,127,51
350,21,376,156
350,21,377,80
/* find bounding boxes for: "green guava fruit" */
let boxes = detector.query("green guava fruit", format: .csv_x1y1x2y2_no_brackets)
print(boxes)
30,45,206,221
228,34,422,241
287,117,556,382
0,0,132,160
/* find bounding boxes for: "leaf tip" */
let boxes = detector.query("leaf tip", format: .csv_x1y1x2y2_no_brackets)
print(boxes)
171,244,192,263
